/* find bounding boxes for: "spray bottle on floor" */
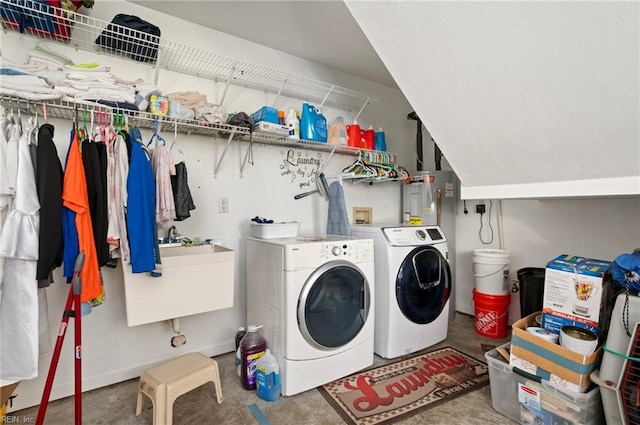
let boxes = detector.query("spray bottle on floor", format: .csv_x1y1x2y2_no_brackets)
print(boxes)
240,325,267,390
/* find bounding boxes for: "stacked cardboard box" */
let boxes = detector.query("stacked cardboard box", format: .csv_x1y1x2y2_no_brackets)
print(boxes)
541,254,612,335
486,253,614,423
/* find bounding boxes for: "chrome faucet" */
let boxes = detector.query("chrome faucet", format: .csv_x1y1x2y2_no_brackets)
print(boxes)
167,225,177,241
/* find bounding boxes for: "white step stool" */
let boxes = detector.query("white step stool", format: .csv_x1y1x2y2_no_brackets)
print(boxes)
135,352,223,425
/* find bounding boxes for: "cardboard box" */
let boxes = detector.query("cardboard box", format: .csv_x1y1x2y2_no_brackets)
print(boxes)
1,381,19,407
511,312,602,388
541,254,612,334
256,121,289,136
509,351,588,393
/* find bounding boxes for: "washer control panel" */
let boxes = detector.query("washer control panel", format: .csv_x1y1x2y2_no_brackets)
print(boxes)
383,226,446,246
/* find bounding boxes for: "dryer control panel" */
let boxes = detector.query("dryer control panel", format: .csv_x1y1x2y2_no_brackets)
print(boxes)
382,226,447,246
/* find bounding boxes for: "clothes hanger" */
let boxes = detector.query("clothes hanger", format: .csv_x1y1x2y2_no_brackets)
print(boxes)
148,118,167,147
26,110,39,146
170,119,186,164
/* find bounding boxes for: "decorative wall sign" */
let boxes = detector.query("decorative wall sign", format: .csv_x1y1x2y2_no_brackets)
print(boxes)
279,149,324,189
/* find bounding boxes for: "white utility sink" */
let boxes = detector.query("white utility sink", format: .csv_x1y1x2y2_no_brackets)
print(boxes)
122,244,235,327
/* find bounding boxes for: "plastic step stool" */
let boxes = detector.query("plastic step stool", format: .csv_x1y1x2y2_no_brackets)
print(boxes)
135,352,223,425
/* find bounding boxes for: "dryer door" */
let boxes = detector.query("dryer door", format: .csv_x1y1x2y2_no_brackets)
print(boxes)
298,260,371,350
396,246,450,324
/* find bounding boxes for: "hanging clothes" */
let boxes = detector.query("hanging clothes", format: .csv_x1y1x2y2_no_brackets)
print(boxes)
81,133,109,267
0,119,40,380
105,125,130,264
5,119,20,207
35,123,64,286
149,136,176,224
170,161,195,221
127,127,156,273
0,115,11,290
62,128,102,303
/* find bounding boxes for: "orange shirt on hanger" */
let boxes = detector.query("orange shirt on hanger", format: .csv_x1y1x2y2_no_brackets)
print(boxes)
62,129,101,302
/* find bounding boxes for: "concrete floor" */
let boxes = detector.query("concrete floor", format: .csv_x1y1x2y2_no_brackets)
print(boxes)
11,313,516,424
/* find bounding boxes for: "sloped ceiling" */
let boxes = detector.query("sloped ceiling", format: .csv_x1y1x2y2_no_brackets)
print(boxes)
128,0,397,89
345,1,639,199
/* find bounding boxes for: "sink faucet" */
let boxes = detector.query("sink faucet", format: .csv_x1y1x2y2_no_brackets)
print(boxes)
167,225,177,240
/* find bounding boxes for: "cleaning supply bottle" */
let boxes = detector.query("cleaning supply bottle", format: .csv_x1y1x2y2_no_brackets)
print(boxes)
346,121,361,147
328,116,347,146
235,326,247,377
300,103,327,142
286,109,299,140
255,349,280,401
375,127,387,151
363,125,375,150
240,325,267,390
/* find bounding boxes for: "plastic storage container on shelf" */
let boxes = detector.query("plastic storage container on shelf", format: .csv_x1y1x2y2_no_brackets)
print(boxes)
485,342,604,425
250,222,300,239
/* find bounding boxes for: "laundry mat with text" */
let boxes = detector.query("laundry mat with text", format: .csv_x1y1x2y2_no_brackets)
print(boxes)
319,347,490,425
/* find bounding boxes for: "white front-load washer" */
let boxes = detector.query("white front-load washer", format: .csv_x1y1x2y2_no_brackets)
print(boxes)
351,225,451,359
246,235,375,396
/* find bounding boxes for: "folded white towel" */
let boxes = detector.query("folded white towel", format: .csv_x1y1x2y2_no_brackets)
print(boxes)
0,87,62,101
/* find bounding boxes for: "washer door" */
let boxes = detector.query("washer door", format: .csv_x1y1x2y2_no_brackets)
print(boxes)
396,246,450,324
298,260,371,350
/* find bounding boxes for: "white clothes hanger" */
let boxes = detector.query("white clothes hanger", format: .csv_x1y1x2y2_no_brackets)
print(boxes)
170,120,186,165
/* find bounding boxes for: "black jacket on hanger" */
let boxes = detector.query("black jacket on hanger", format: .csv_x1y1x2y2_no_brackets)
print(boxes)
82,137,109,268
36,123,64,285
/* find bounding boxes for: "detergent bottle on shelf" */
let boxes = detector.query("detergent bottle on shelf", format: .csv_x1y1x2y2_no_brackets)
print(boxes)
255,349,281,401
375,127,387,151
346,121,361,147
286,109,300,140
300,103,327,142
240,325,267,390
328,116,347,146
363,125,375,150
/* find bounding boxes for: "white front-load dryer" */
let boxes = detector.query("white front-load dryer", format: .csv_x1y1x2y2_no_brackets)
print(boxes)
351,225,451,359
246,235,375,395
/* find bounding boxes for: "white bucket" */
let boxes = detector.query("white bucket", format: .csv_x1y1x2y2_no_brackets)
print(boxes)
473,249,511,295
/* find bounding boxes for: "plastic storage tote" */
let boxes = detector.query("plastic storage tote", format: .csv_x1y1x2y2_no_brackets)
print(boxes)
486,342,604,424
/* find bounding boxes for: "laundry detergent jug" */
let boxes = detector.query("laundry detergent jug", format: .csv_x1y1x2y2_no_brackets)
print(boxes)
363,126,375,150
255,349,280,401
300,103,327,142
240,325,267,390
346,122,361,148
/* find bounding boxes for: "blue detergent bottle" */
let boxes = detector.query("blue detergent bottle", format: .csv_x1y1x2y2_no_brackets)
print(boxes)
255,349,281,401
375,127,387,151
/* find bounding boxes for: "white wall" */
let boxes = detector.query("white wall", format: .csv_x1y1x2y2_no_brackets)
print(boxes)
346,1,640,198
3,1,413,411
4,0,640,412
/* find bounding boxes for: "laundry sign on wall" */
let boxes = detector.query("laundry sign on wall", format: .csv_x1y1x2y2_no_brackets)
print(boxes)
280,149,324,189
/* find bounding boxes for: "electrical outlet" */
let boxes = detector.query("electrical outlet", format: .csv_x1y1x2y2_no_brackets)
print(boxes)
218,198,229,213
476,203,486,214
